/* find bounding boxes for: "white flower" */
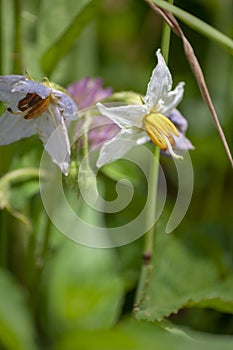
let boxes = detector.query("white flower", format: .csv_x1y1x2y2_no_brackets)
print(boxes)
0,75,78,175
96,49,185,168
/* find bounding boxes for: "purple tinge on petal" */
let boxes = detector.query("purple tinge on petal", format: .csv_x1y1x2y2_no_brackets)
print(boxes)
167,108,187,134
76,115,120,151
67,77,112,110
162,108,194,155
173,133,194,152
68,77,117,150
88,115,120,149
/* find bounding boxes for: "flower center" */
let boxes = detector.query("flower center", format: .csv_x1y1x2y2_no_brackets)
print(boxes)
17,92,51,119
144,112,178,150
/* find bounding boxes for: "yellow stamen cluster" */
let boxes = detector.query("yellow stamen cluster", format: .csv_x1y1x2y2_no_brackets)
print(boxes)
144,113,178,150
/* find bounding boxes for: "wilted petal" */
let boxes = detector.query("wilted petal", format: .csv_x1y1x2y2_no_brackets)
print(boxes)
0,111,37,145
12,78,51,99
97,129,140,168
144,49,172,109
37,108,71,175
52,90,78,121
0,75,26,103
0,75,25,86
96,103,148,129
160,82,185,115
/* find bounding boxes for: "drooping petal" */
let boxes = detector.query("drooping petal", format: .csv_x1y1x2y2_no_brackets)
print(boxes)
36,107,71,175
96,102,148,129
173,133,194,152
0,75,24,86
167,108,187,133
52,90,78,121
0,75,26,103
144,49,172,110
97,129,141,168
0,111,37,145
161,109,194,157
159,82,185,115
12,78,51,99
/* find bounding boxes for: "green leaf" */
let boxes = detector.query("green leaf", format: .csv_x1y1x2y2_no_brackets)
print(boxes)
0,269,38,350
40,0,102,76
52,319,233,350
41,239,124,335
135,226,233,321
150,0,233,54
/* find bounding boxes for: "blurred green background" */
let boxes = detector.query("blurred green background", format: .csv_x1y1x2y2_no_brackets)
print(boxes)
0,0,233,349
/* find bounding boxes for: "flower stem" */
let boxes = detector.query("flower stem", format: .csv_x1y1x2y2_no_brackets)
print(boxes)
0,168,45,187
143,145,160,263
13,0,23,73
134,0,173,313
134,146,160,310
161,0,174,63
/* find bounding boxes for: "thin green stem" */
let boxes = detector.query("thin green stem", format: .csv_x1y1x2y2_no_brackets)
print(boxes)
150,0,233,54
143,146,160,261
0,168,40,184
134,146,160,310
134,0,173,312
161,0,174,62
13,0,23,73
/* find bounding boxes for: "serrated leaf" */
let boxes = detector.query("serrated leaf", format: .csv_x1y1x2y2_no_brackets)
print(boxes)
0,269,38,350
135,226,233,321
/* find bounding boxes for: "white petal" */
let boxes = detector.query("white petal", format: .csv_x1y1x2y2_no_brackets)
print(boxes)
160,82,185,115
0,75,25,85
12,78,51,99
135,131,150,145
144,49,172,109
97,128,148,168
36,107,71,175
52,90,78,121
0,75,25,103
96,103,147,129
0,110,37,145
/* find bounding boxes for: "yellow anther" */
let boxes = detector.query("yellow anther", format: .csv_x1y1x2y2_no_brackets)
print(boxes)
144,113,178,150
